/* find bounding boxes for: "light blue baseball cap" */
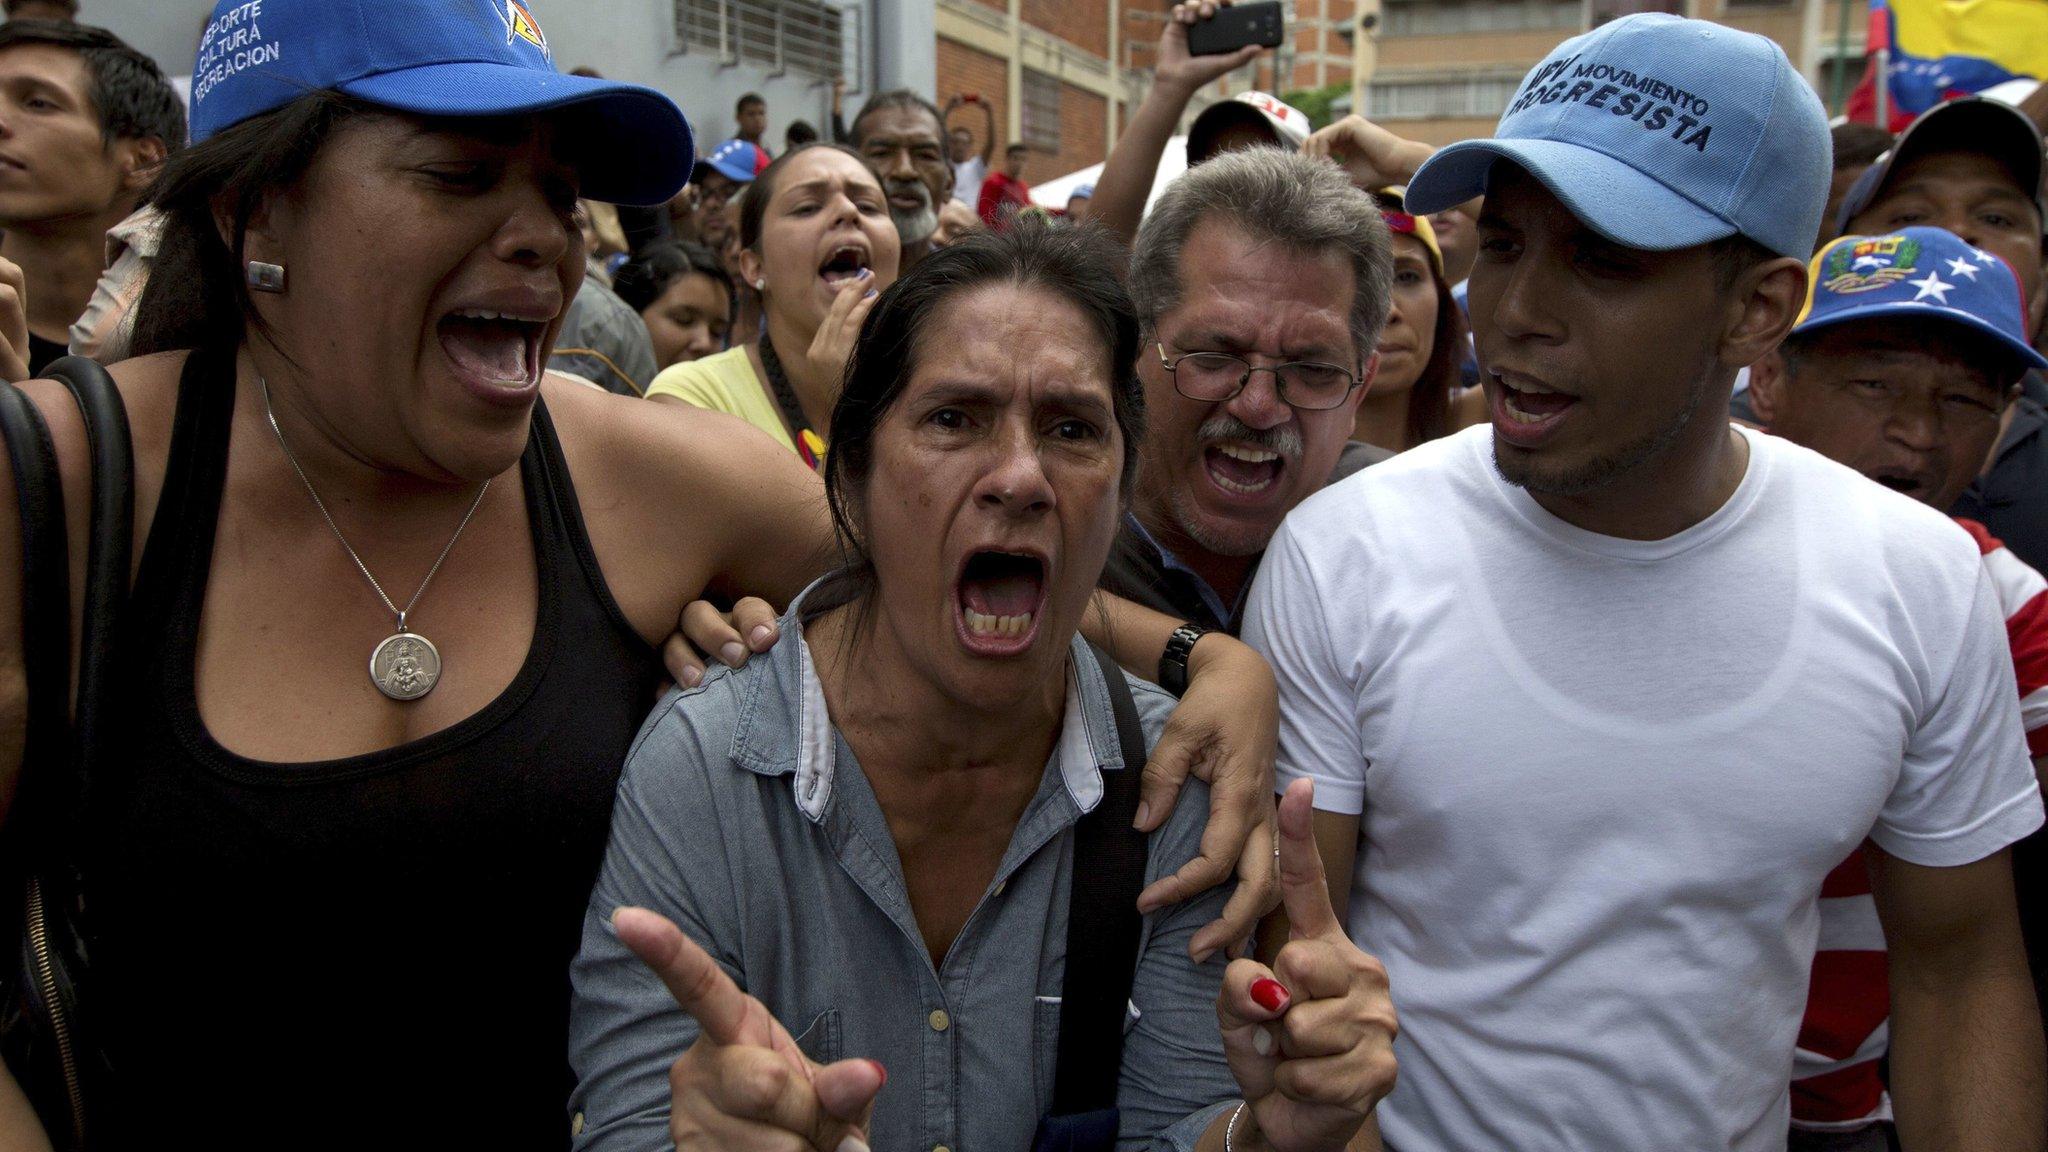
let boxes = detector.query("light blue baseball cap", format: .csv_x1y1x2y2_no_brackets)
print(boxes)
188,0,694,206
1406,13,1831,259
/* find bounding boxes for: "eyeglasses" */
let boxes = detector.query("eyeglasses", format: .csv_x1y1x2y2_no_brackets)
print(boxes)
1156,345,1365,411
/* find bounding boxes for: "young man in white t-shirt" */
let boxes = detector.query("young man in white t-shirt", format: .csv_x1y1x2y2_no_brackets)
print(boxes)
1244,14,2048,1152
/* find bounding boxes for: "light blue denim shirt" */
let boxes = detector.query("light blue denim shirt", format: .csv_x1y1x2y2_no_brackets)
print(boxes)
568,594,1241,1151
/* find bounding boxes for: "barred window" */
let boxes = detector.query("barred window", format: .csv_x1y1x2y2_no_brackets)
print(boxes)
674,0,846,80
1367,75,1527,120
1381,0,1582,37
1587,0,1685,26
1022,68,1062,153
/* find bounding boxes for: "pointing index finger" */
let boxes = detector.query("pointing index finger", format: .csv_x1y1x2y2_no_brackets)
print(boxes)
612,906,755,1046
1276,778,1340,940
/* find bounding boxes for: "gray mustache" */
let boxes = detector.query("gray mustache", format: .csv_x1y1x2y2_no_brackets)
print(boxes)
885,177,932,209
1198,414,1302,460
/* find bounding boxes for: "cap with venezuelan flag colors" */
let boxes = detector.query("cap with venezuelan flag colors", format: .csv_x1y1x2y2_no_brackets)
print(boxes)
1793,226,2047,372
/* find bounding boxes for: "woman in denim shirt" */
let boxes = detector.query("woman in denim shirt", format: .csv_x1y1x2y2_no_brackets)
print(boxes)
570,224,1397,1152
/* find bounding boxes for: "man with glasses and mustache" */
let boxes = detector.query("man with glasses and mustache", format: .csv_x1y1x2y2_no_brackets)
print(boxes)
848,90,953,273
1098,147,1394,647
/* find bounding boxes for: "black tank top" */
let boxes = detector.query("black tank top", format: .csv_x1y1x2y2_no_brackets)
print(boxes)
84,347,660,1148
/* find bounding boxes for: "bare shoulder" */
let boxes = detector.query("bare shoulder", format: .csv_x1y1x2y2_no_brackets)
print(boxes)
541,373,822,514
537,375,830,636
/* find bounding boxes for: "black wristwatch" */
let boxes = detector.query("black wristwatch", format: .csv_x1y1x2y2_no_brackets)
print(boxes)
1157,622,1213,697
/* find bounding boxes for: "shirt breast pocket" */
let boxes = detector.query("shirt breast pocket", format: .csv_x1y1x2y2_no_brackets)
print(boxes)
793,1009,842,1066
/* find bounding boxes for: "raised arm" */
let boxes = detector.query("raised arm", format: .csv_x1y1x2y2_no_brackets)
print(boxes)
1872,846,2046,1151
1093,1,1265,245
1300,115,1436,192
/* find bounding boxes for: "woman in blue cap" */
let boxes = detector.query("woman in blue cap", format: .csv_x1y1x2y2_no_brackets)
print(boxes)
0,0,1287,1147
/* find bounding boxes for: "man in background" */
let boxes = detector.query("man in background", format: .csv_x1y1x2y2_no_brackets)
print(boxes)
977,141,1031,228
848,89,951,272
1064,183,1093,223
0,19,180,374
1747,224,2048,1150
733,91,768,157
1104,148,1391,635
943,93,994,207
1840,97,2048,574
690,138,766,251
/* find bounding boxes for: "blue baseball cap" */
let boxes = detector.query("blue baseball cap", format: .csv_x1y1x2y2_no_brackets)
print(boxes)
1406,13,1830,259
189,0,693,206
1792,226,2048,371
695,138,769,184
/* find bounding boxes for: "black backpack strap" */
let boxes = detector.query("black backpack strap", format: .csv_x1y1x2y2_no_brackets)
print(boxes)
41,357,130,788
1049,643,1152,1117
0,381,71,859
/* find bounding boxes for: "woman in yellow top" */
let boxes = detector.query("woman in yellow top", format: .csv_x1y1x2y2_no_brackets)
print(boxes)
647,144,901,470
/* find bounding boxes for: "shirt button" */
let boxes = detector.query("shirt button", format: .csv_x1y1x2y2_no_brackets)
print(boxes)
570,1113,584,1137
992,879,1007,897
935,1146,952,1152
928,1008,951,1032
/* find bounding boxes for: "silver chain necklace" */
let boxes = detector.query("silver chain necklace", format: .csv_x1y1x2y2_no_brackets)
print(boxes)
260,375,491,702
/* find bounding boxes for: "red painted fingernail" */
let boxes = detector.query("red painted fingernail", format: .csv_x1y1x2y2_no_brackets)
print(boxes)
867,1059,888,1087
1250,978,1289,1013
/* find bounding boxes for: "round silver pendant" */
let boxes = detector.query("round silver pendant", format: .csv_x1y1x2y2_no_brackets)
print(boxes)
370,631,442,702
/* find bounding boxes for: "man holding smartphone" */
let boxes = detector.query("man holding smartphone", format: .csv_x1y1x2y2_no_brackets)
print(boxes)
1090,1,1280,246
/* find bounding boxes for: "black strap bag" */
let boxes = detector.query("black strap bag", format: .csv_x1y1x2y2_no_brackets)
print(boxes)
0,357,133,1151
1031,643,1153,1152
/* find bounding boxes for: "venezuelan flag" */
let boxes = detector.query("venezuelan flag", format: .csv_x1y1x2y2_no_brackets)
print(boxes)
1846,0,2048,129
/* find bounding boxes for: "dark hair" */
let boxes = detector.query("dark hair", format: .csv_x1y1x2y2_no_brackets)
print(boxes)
1831,122,1894,171
611,239,728,313
848,88,943,149
737,141,869,253
805,221,1145,627
0,20,185,151
1006,142,1029,155
568,65,603,79
131,90,369,358
1710,233,1781,291
1404,260,1468,449
736,92,765,113
1,0,77,16
784,119,819,148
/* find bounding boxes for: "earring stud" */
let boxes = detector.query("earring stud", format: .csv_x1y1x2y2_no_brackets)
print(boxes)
246,261,287,294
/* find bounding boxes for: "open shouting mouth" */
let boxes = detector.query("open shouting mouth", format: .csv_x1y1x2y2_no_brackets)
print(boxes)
954,549,1049,657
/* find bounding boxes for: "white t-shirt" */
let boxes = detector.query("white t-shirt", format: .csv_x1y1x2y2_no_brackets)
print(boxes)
1242,424,2045,1152
953,155,987,207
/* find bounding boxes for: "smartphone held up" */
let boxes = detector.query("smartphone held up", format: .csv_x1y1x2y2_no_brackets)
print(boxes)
1185,0,1285,56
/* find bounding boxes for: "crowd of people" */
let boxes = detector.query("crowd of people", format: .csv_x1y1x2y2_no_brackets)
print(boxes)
0,0,2042,1149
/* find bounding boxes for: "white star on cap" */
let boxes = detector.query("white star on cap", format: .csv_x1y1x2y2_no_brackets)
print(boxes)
1945,256,1980,280
1908,271,1954,303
